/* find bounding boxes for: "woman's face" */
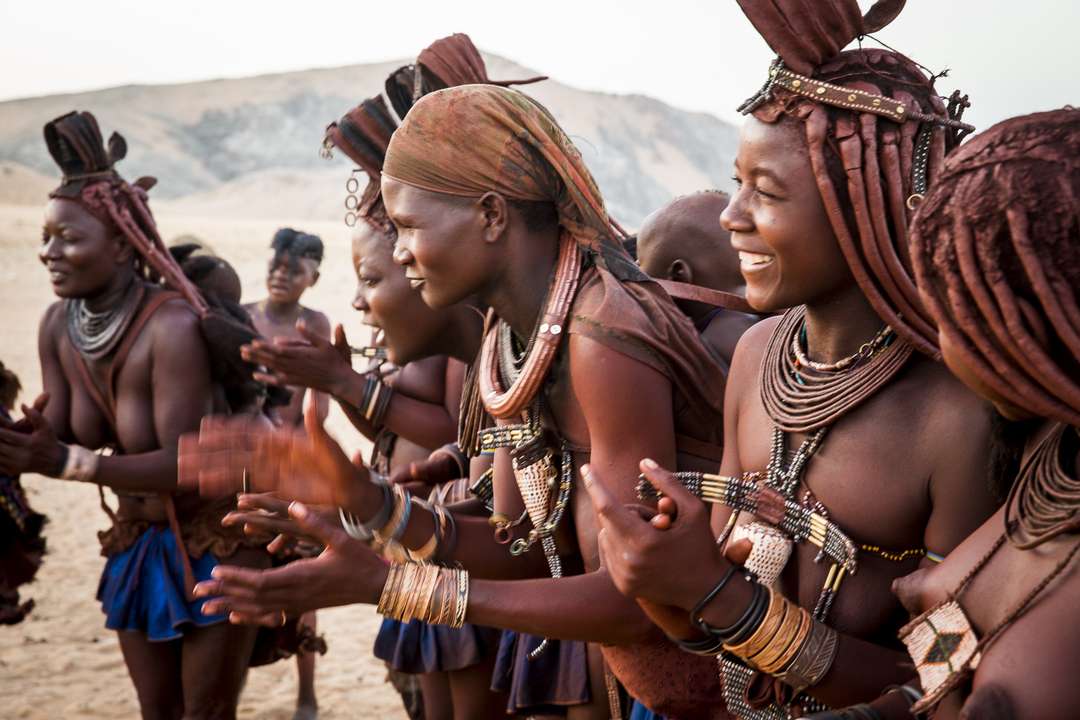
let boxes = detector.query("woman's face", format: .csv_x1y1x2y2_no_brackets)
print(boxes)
720,116,853,313
937,327,1033,422
351,222,456,365
266,254,318,305
39,198,128,299
381,176,492,310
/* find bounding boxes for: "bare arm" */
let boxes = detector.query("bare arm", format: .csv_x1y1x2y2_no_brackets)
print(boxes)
39,303,73,440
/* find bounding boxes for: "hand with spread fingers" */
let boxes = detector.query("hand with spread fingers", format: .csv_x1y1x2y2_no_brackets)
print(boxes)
178,394,370,508
581,458,733,612
195,500,388,625
223,492,330,557
241,320,354,397
0,393,64,477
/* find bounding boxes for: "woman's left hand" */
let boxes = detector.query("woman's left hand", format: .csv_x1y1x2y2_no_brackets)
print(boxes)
582,458,730,612
194,500,389,625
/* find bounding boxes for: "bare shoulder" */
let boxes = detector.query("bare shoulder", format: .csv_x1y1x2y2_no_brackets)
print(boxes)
39,299,66,334
147,295,204,352
903,355,992,440
301,306,331,336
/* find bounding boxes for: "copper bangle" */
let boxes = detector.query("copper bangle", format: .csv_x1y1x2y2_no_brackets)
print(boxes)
748,597,803,671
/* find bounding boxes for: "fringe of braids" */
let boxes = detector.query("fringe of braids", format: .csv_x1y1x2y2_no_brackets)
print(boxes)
910,108,1080,426
749,48,969,358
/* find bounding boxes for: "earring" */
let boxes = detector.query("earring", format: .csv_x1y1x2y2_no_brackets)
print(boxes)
345,169,361,227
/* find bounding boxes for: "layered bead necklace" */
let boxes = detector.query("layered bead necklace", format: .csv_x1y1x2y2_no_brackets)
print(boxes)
66,280,144,360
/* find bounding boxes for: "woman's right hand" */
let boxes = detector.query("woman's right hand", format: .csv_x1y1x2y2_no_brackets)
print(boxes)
242,321,354,397
178,395,374,511
223,492,331,556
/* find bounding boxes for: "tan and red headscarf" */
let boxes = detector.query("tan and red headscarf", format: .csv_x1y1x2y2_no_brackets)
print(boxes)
383,84,726,420
735,0,974,358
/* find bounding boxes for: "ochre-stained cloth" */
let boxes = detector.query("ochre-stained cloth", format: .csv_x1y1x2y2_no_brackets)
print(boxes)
910,108,1080,427
383,84,725,435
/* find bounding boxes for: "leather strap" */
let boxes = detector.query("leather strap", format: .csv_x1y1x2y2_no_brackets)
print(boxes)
656,279,755,314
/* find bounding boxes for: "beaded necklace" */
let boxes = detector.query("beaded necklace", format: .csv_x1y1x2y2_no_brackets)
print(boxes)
477,232,581,419
65,280,144,360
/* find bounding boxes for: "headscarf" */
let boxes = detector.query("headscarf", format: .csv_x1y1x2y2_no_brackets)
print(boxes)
735,0,973,358
384,33,547,119
910,108,1080,426
383,84,726,420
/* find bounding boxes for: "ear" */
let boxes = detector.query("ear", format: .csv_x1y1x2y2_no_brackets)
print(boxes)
112,234,135,265
668,258,693,284
477,192,509,244
310,269,321,286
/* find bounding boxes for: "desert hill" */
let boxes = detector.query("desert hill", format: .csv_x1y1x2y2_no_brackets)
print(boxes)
0,55,736,226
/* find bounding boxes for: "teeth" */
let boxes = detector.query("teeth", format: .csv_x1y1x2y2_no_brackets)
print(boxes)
739,251,773,267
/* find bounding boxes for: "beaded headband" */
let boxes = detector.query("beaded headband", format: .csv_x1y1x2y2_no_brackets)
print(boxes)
740,57,975,209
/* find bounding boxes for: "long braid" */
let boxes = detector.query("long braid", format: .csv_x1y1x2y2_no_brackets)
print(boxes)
910,108,1080,427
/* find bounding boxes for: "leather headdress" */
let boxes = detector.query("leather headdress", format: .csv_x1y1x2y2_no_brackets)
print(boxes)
735,0,974,358
43,111,258,390
384,33,547,118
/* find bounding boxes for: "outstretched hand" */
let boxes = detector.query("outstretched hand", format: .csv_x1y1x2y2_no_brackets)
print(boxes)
223,492,331,557
0,394,64,477
178,393,368,507
195,500,389,625
242,321,354,397
582,458,731,612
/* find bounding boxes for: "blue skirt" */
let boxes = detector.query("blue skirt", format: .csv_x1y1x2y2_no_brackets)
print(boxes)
490,630,590,715
97,525,226,641
630,699,667,719
374,617,499,674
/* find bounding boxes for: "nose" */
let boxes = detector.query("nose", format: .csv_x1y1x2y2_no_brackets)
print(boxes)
352,287,369,313
39,234,61,265
720,187,754,234
392,241,414,268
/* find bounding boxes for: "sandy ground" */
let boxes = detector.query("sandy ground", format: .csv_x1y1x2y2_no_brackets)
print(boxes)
0,203,407,718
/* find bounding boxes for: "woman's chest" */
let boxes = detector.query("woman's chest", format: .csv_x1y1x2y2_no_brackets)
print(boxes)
59,333,158,452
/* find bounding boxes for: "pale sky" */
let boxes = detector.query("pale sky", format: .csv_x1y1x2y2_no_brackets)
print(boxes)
0,1,1073,128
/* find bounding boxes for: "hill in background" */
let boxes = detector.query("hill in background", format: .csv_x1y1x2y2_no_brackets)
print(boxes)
0,54,737,226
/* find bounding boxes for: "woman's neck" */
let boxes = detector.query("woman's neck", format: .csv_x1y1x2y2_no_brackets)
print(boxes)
439,306,486,363
802,283,888,365
84,270,136,313
482,229,559,340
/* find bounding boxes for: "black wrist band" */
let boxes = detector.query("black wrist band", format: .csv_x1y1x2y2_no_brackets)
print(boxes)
689,565,739,634
669,631,726,656
710,579,765,643
726,583,769,645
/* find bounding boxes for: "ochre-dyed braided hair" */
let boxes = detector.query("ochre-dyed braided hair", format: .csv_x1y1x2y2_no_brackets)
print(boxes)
322,95,398,235
44,111,258,391
910,108,1080,427
736,0,973,358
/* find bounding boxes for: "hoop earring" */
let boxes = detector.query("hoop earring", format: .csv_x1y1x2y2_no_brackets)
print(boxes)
344,169,361,227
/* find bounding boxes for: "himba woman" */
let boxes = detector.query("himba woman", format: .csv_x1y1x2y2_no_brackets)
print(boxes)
856,108,1080,720
178,84,735,719
0,111,270,720
581,1,1009,718
241,90,506,720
